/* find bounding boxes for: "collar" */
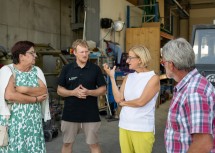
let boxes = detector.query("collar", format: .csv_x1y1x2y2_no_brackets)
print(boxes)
174,68,198,92
73,61,90,69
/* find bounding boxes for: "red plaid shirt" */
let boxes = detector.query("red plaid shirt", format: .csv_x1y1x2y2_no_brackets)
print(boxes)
165,69,215,153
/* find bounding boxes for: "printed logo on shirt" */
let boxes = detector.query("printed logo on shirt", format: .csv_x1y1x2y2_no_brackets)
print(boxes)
206,74,215,83
69,77,77,81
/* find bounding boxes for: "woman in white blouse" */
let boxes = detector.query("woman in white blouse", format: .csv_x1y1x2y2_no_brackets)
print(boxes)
103,45,160,153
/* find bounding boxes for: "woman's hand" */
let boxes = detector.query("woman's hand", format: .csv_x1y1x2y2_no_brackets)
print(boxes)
118,99,125,107
16,86,29,94
103,63,116,79
36,94,48,102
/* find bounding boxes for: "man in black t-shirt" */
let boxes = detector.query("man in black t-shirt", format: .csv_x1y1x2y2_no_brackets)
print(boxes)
57,39,106,153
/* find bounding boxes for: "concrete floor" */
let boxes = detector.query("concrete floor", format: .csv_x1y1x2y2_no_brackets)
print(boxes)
46,100,170,153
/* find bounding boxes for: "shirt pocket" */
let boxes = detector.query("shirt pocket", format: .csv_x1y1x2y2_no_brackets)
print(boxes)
168,104,181,131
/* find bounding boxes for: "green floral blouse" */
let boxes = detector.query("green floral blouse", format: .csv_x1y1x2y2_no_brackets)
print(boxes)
0,66,46,153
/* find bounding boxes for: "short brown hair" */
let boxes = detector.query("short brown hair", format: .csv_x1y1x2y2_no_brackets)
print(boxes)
11,41,35,64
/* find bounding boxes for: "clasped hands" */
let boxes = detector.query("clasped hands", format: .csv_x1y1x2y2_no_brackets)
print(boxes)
75,85,89,99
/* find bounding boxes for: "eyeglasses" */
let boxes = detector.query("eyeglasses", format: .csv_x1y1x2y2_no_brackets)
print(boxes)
160,60,170,66
26,51,37,56
126,56,139,61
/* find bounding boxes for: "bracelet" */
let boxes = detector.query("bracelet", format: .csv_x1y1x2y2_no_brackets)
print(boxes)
35,96,38,103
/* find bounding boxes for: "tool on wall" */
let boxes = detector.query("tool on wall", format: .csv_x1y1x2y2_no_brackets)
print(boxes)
100,18,125,32
0,45,12,68
100,18,113,29
113,20,125,32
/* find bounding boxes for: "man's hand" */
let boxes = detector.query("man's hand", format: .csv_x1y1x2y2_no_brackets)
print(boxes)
74,85,87,99
79,85,89,99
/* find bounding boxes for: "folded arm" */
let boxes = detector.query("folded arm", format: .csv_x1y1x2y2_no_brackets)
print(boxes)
15,79,47,96
5,76,47,104
120,75,160,107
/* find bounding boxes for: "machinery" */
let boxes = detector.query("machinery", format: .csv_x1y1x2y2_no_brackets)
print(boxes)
0,45,12,68
191,24,215,86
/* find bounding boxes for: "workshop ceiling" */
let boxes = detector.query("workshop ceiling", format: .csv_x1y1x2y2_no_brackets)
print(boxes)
164,0,215,18
189,0,215,4
176,0,215,9
189,0,215,9
169,0,215,4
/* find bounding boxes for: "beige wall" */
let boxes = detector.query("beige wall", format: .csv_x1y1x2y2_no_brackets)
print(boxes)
100,0,135,52
180,19,189,40
99,0,165,53
172,15,179,37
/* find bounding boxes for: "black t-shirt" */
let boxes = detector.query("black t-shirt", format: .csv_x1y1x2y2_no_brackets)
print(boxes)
58,61,106,122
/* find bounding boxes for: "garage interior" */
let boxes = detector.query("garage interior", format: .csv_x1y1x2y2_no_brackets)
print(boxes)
0,0,215,153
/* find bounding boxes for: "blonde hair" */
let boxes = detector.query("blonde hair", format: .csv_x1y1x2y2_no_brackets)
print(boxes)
129,45,151,67
72,39,89,52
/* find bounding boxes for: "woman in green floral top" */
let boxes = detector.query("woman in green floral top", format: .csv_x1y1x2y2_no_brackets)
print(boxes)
0,41,48,153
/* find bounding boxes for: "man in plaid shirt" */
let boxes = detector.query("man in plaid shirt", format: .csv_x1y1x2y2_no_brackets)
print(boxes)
161,38,215,153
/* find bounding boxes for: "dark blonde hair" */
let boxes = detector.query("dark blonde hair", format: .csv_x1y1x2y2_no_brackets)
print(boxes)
72,39,89,52
129,45,151,68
